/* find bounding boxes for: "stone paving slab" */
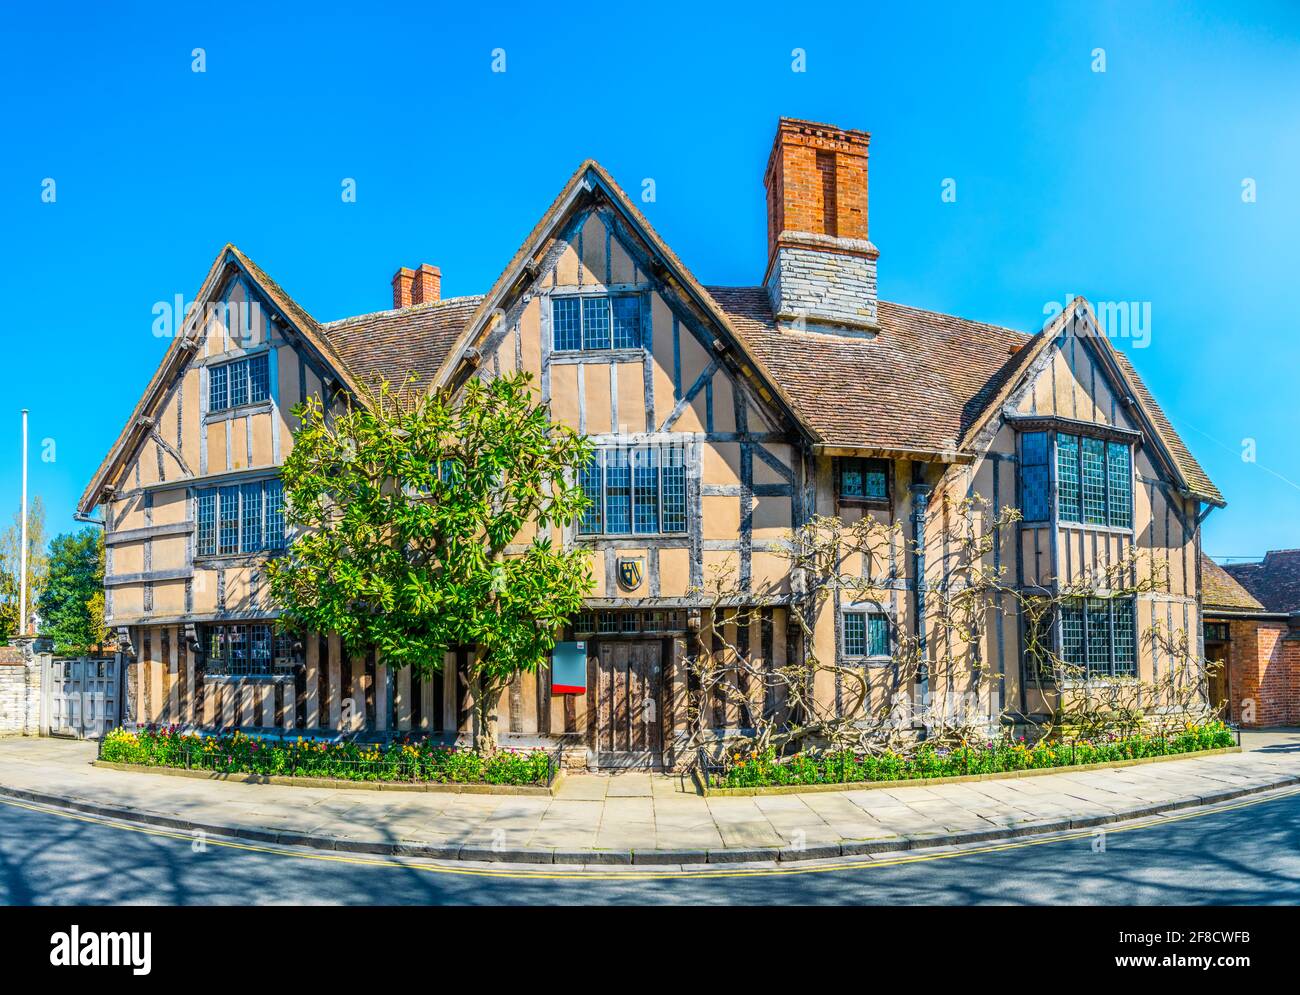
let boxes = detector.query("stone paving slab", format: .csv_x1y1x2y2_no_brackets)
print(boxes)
0,733,1298,865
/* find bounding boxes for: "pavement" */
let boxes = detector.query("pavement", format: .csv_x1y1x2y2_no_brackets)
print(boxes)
0,729,1297,866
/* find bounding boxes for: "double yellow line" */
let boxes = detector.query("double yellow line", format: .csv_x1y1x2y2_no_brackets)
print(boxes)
1,786,1294,883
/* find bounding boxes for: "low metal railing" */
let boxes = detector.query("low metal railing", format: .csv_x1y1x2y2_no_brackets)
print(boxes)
99,728,558,786
698,724,1238,788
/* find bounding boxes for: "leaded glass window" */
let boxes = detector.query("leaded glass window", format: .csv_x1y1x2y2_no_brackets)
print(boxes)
611,296,640,349
577,446,689,536
1055,432,1132,528
240,482,263,553
219,486,240,554
1058,597,1137,678
1086,597,1111,676
579,456,603,535
197,478,286,557
264,479,285,551
1081,437,1107,524
1107,441,1132,528
208,363,228,413
551,295,644,352
205,623,298,677
552,297,582,351
604,449,632,534
581,297,611,350
197,491,217,556
1020,431,1050,521
1057,433,1080,522
248,353,270,403
208,353,270,412
837,457,889,502
843,611,890,658
632,448,660,534
662,448,687,533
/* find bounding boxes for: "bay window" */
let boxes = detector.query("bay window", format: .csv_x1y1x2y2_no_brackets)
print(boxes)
1018,429,1133,528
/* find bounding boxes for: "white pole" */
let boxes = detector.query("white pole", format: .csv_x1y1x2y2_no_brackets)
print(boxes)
19,409,28,637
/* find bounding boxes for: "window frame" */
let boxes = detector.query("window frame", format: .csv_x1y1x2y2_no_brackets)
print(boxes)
1018,431,1051,523
1055,431,1134,531
207,352,271,414
841,608,891,661
203,622,300,678
195,477,286,558
577,445,688,538
834,457,892,507
1014,425,1136,532
1056,596,1137,680
549,292,645,354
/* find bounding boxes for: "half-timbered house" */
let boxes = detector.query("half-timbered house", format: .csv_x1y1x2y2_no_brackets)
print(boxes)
80,117,1224,768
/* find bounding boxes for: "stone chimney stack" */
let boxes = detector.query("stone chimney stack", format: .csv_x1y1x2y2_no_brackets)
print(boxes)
764,117,879,332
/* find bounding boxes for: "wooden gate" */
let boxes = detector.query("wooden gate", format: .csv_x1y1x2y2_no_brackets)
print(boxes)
590,639,664,768
44,657,122,739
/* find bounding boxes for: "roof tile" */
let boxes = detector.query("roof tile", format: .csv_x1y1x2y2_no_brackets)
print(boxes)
1201,554,1266,612
1223,550,1300,613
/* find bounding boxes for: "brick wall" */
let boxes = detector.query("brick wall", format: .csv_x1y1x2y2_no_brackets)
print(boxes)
1226,617,1300,726
765,118,870,253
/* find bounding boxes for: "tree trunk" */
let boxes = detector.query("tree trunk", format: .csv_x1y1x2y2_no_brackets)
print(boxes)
470,672,502,754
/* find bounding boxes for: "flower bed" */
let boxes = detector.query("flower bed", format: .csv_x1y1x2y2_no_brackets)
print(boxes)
712,722,1236,788
100,727,552,786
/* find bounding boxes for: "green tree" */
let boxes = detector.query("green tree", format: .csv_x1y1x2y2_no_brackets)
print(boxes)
269,372,594,753
38,528,110,655
0,496,48,640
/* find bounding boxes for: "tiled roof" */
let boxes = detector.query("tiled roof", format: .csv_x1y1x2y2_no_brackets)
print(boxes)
1224,550,1300,613
322,296,484,395
1200,554,1266,612
708,286,1034,455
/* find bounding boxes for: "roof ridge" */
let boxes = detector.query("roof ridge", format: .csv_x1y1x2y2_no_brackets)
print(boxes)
322,294,485,328
704,285,1033,341
878,299,1030,339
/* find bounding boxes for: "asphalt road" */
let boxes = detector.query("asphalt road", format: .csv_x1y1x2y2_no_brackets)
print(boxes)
1,788,1297,905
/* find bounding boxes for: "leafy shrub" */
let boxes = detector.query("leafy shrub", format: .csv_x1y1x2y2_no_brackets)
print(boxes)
715,722,1235,788
100,727,552,786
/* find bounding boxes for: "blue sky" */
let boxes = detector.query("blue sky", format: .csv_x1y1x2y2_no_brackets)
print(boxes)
1,1,1297,562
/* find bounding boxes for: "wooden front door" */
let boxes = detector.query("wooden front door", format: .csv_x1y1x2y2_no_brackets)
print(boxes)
590,640,664,768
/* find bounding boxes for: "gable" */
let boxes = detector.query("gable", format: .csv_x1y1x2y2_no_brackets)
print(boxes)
1013,322,1139,432
964,299,1223,507
441,175,796,444
433,162,806,444
79,245,355,513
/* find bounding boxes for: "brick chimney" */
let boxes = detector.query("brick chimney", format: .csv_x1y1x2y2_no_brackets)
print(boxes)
764,118,879,332
412,264,440,305
391,264,441,309
392,267,414,309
